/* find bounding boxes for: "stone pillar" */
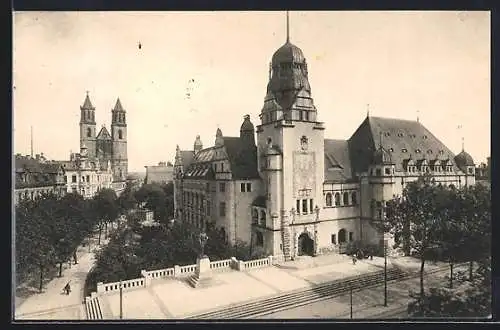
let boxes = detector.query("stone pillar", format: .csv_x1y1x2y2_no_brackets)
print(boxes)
96,282,104,294
174,265,181,277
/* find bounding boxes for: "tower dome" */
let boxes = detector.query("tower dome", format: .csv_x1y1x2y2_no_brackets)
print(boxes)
240,114,254,132
271,41,306,66
454,150,475,168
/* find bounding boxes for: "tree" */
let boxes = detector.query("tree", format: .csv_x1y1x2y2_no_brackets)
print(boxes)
117,182,137,214
94,188,119,244
379,175,453,303
134,183,169,223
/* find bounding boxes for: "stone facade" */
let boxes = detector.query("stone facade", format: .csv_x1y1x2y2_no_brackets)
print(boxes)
14,154,66,205
174,37,476,258
79,93,128,183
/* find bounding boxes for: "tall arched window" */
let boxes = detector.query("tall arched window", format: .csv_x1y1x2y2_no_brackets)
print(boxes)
252,209,258,224
334,193,341,206
87,127,92,137
343,192,349,206
351,192,358,205
118,129,123,139
260,210,266,226
325,193,332,207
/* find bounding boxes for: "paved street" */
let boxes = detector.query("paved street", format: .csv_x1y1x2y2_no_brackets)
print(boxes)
255,264,466,319
14,224,118,320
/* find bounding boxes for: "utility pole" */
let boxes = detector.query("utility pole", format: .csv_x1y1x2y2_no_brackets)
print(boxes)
119,280,123,319
384,239,388,307
350,285,353,319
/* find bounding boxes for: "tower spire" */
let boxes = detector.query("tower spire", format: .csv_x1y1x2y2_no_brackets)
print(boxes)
286,11,290,43
366,103,370,117
30,126,33,158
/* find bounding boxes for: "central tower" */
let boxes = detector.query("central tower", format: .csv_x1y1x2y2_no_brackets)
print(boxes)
256,12,325,259
111,98,128,182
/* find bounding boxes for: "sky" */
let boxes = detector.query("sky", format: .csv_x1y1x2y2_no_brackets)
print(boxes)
13,11,490,173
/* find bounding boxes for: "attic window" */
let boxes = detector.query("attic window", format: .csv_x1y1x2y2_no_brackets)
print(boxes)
423,135,428,139
397,133,404,137
427,150,433,154
410,134,416,138
439,150,444,155
384,132,391,137
389,148,394,152
402,148,408,153
415,149,421,153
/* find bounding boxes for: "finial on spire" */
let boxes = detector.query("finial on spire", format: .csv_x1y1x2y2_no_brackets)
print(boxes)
86,90,89,96
457,125,464,151
417,109,420,123
366,103,370,117
286,11,290,43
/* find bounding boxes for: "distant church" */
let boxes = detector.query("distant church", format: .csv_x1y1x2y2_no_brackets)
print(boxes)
173,18,476,260
78,92,128,183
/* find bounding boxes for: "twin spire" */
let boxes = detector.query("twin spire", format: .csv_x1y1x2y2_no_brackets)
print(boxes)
81,92,125,112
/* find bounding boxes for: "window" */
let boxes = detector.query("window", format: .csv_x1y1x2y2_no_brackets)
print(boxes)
219,202,226,217
402,148,408,153
86,175,90,182
349,232,354,242
252,209,258,224
64,176,68,183
241,183,246,192
389,148,394,152
72,175,77,183
302,199,308,214
351,192,358,205
343,192,349,206
416,149,421,153
260,210,266,226
309,199,313,212
468,168,473,174
267,137,272,145
376,169,382,176
118,129,123,139
325,193,332,207
214,163,217,172
246,183,252,192
219,182,226,192
423,135,428,139
221,163,224,172
87,127,92,137
427,150,433,154
331,234,337,244
385,168,391,175
296,200,301,214
334,193,341,206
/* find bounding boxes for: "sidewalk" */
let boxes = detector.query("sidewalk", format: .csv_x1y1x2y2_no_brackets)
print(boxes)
14,226,116,320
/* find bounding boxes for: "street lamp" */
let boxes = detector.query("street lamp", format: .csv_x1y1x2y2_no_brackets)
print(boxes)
119,280,123,319
349,285,353,319
384,238,388,307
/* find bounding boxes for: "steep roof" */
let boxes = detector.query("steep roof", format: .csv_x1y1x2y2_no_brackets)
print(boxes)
113,98,124,112
223,137,260,180
348,116,460,174
97,126,112,140
183,162,215,180
81,94,95,110
324,139,353,182
179,151,195,169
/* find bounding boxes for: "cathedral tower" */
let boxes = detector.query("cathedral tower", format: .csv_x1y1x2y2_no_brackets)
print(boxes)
111,98,128,182
79,92,97,158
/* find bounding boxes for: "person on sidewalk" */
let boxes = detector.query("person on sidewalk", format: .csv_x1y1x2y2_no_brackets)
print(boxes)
352,255,357,265
63,281,71,295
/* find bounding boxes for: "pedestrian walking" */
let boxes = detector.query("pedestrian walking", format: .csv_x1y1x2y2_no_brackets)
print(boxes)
63,281,71,295
352,255,357,265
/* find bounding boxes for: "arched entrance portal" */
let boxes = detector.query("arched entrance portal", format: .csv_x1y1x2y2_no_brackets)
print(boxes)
338,229,347,244
297,233,314,256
